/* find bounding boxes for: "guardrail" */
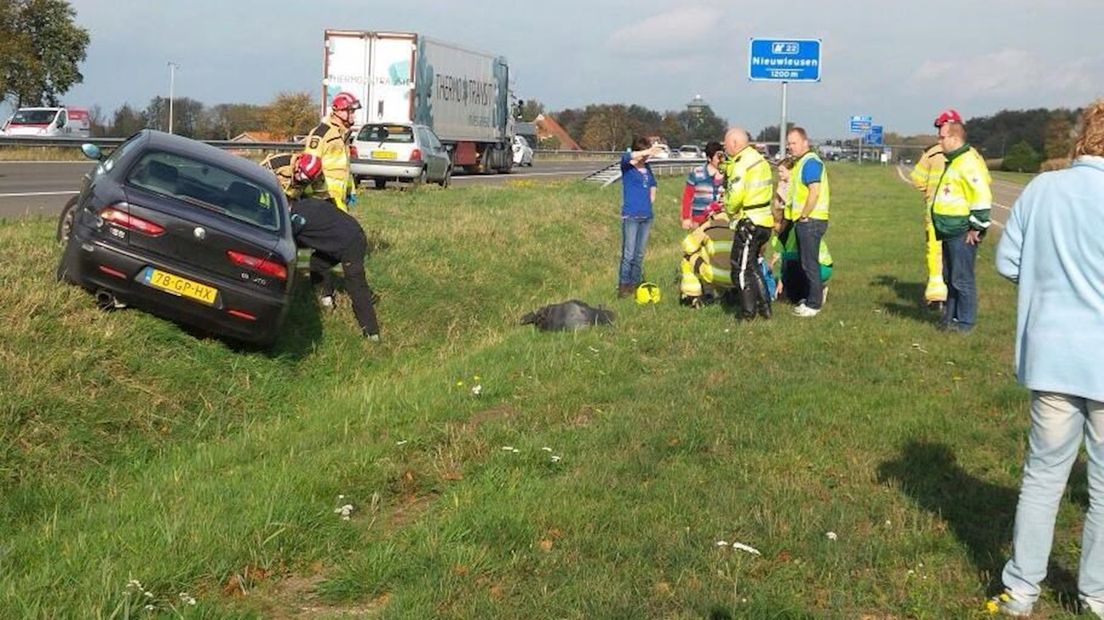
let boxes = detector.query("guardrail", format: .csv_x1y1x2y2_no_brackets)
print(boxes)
0,135,300,151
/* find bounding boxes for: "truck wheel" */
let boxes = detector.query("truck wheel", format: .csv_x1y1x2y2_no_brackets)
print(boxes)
373,178,387,190
56,196,79,244
412,168,427,187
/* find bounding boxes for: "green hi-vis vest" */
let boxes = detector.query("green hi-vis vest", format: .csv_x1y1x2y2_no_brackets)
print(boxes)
722,146,774,227
786,151,830,221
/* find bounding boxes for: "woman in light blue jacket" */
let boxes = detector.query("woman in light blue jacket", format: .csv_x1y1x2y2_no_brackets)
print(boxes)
992,100,1104,618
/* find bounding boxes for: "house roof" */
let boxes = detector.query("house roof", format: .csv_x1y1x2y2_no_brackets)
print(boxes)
534,114,581,151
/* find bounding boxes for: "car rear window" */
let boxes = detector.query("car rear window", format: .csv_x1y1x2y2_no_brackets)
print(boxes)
126,151,281,231
357,124,414,144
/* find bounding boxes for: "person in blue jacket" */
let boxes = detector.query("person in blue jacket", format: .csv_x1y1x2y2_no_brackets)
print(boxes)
617,137,663,298
991,100,1104,618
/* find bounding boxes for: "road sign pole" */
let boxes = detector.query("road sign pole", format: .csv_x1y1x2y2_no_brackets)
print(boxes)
779,81,788,158
858,134,864,166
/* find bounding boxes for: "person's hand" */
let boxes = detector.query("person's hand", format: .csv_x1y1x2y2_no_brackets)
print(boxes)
966,229,981,245
681,218,693,230
346,192,358,208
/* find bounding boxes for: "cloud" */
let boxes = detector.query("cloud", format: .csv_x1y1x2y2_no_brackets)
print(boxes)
606,6,725,57
911,48,1104,100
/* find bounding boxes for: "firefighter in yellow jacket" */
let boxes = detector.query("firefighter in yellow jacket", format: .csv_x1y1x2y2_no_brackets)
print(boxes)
303,91,361,212
259,152,322,201
679,209,734,306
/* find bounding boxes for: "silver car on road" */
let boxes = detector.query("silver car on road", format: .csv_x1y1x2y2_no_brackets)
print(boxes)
350,123,452,189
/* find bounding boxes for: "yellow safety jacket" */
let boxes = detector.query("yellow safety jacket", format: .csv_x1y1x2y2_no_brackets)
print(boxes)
930,144,992,239
910,143,944,203
680,211,736,296
259,152,321,201
786,151,830,221
303,115,355,212
722,146,774,227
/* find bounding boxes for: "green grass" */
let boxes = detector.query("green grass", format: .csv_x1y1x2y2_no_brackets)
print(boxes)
0,166,1084,618
0,146,87,161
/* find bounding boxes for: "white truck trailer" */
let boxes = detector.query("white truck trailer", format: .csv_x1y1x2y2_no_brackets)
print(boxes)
323,30,515,173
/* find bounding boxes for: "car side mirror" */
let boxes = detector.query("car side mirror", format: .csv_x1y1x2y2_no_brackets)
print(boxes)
81,143,102,160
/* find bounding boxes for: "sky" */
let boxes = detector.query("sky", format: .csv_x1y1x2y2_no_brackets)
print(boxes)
23,0,1104,140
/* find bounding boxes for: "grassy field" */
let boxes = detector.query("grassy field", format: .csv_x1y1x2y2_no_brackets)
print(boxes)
0,164,1086,618
989,170,1035,186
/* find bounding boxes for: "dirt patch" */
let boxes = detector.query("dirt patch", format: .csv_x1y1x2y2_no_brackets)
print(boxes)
465,402,519,429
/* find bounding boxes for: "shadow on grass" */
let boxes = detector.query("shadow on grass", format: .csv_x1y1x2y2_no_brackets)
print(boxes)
264,274,324,360
878,440,1081,612
870,275,940,324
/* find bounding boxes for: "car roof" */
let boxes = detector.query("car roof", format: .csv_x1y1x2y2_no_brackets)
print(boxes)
139,130,281,192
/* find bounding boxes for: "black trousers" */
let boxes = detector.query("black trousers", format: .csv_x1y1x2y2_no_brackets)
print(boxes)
309,228,380,336
731,219,773,319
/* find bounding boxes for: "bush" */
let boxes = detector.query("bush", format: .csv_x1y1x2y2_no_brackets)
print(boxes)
1003,140,1042,172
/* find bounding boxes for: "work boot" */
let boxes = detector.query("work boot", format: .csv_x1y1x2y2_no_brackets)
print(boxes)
617,284,634,299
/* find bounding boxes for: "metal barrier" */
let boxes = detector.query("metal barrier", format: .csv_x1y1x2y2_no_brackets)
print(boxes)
0,135,301,152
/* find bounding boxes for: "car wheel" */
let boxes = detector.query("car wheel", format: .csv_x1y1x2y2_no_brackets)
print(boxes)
56,235,79,284
353,175,365,186
56,196,79,244
412,167,427,187
373,178,387,190
438,166,452,188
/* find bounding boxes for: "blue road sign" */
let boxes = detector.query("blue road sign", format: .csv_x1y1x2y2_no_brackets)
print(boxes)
866,125,884,145
849,115,872,134
748,38,822,82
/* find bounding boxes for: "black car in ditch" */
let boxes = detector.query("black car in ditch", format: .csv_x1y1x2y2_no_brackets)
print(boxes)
57,130,297,346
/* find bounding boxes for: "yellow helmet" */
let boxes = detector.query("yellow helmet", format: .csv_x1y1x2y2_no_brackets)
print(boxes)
635,282,661,305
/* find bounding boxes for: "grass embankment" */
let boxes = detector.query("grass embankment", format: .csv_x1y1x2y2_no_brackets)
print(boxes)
0,147,87,161
1,165,1081,618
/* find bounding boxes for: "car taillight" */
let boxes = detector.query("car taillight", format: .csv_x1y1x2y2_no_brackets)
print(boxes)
409,148,422,162
349,144,359,159
100,205,165,236
226,250,287,281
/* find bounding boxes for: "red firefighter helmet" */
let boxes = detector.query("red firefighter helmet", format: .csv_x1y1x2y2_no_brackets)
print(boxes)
293,153,322,183
933,108,963,128
331,92,361,112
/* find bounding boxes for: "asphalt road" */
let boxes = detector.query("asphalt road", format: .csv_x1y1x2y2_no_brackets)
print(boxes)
0,159,610,221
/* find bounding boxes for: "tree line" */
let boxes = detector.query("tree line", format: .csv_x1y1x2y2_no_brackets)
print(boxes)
1,0,89,107
89,92,320,141
522,101,728,150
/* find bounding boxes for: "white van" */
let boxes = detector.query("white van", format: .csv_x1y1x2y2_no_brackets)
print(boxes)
1,107,90,138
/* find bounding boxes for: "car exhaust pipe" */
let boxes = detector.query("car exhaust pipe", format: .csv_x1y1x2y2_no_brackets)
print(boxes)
95,289,126,311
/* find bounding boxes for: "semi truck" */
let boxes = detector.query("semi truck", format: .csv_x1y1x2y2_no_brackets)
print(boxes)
1,106,90,138
322,30,515,174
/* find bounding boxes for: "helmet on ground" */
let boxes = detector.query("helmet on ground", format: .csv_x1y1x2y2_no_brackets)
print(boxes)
933,108,963,127
293,153,323,183
635,282,662,305
332,92,362,112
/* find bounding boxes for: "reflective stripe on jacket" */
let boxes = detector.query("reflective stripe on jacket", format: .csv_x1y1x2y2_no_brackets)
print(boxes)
910,143,944,202
722,146,774,227
786,151,830,221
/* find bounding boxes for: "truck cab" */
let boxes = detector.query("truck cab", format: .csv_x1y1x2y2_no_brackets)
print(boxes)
2,107,90,138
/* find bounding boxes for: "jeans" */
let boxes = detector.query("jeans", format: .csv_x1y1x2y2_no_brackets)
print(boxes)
1002,392,1104,612
941,233,978,329
795,219,828,309
619,216,652,286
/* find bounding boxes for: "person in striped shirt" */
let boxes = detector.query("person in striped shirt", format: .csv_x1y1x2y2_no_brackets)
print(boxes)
679,141,725,229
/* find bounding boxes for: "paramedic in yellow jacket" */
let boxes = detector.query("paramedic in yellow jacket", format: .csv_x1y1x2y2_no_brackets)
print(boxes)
722,127,775,320
303,91,361,212
679,209,735,307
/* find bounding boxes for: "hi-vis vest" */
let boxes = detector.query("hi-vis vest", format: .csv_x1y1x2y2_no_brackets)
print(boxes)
910,143,944,202
303,116,354,212
722,146,774,227
680,211,736,296
786,151,830,221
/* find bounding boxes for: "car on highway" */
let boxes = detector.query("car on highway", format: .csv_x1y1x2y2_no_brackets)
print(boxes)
56,130,297,346
350,123,452,189
677,144,704,159
512,135,534,167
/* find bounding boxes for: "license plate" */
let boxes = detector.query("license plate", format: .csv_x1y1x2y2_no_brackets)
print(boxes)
371,150,397,159
141,267,218,306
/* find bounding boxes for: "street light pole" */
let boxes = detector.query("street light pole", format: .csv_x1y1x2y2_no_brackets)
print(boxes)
168,62,179,134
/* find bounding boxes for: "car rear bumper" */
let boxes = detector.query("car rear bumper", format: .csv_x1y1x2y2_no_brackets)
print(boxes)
65,235,291,344
350,159,422,180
